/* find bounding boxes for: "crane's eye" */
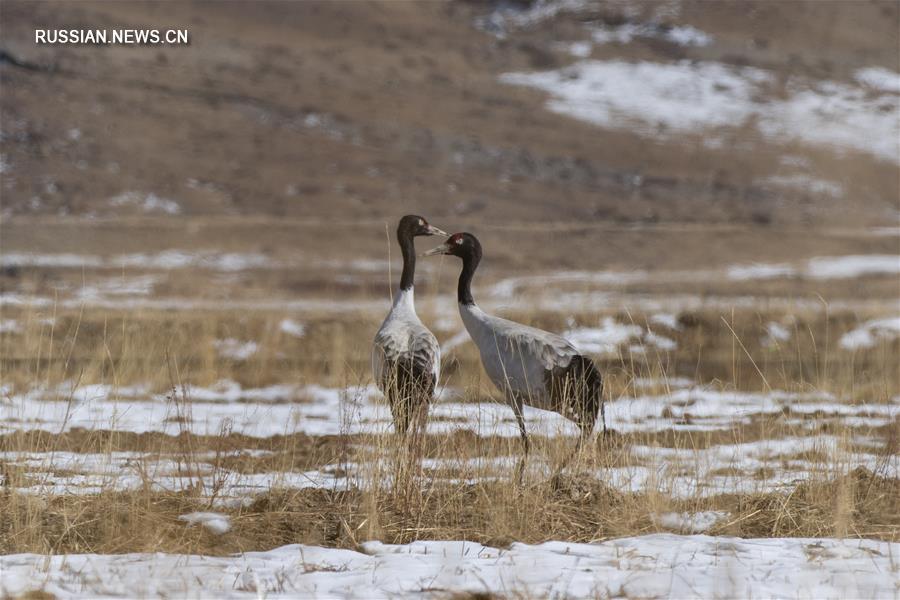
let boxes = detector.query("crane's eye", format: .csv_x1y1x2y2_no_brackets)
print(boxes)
455,238,463,245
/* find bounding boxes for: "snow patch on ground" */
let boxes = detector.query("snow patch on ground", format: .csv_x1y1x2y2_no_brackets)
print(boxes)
178,512,232,535
643,330,677,351
502,60,768,135
839,317,900,350
764,174,844,198
74,275,159,300
278,318,306,338
564,318,677,355
559,40,592,58
475,0,594,37
2,535,897,599
213,339,259,361
806,255,900,279
728,255,899,280
564,318,643,355
501,59,900,162
1,252,105,268
0,251,275,271
590,22,712,47
726,262,797,280
2,380,896,500
654,511,728,533
0,318,21,333
855,66,900,93
762,321,792,347
649,312,681,330
109,191,181,215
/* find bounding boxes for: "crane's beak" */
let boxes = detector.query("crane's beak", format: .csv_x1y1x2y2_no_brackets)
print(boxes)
425,224,448,237
421,242,450,257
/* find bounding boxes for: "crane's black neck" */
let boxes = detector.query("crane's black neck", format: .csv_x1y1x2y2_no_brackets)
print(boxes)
457,252,479,306
398,228,416,292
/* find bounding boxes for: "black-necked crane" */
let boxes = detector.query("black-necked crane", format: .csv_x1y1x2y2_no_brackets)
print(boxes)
372,215,447,437
423,232,605,460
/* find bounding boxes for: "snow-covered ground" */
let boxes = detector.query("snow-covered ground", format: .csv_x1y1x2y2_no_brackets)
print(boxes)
2,380,896,500
4,380,897,440
840,317,900,350
3,535,897,599
501,59,900,163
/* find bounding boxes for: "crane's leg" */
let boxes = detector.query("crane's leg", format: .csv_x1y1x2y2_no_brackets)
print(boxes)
409,399,429,461
600,399,607,436
510,396,529,486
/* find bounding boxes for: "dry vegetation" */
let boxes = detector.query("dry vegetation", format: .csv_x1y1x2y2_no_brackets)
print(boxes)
2,294,898,557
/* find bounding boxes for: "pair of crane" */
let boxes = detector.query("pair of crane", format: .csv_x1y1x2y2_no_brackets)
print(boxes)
372,215,605,463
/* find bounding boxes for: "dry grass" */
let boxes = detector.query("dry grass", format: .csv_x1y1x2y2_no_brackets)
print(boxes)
3,461,897,557
1,297,897,558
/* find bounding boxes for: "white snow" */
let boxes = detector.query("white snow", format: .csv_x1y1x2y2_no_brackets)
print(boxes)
0,381,577,440
563,317,643,355
0,251,275,271
213,339,259,361
0,318,21,333
502,60,767,135
6,377,897,442
494,255,898,293
564,318,677,355
2,377,896,500
109,191,181,215
115,251,272,272
764,174,844,198
728,255,900,280
74,275,159,300
0,252,105,268
649,312,681,330
278,318,306,338
644,330,677,351
2,535,897,599
178,512,232,535
559,40,592,58
726,262,797,280
855,66,900,93
654,511,728,533
632,376,694,390
475,0,594,36
839,317,900,350
589,22,712,47
664,25,713,47
806,255,900,279
501,59,900,162
762,321,792,347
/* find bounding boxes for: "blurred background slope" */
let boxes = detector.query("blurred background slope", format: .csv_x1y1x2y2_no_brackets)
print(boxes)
1,0,897,227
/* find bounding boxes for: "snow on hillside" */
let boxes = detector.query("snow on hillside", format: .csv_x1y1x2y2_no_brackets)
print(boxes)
501,60,900,163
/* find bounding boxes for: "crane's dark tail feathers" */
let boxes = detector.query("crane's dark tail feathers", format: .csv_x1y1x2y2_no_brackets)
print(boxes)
385,357,435,436
549,354,605,441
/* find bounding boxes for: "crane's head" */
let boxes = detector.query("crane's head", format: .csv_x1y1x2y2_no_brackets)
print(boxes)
421,232,481,261
398,215,447,239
